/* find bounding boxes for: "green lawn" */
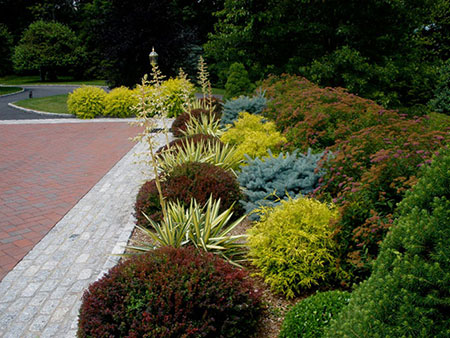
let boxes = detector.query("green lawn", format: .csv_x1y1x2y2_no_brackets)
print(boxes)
0,86,23,95
0,75,106,86
15,94,70,115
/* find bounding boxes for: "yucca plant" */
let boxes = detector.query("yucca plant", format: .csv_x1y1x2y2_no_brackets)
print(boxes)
129,197,247,266
157,137,242,174
190,97,218,113
181,111,224,137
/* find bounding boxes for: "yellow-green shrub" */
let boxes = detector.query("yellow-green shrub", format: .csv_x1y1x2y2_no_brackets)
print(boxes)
104,86,138,118
248,197,340,299
67,86,107,119
220,112,287,162
161,77,195,117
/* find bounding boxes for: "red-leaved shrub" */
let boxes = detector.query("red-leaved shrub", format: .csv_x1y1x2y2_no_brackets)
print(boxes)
316,115,450,280
261,74,399,151
78,246,262,337
171,108,222,137
135,162,242,226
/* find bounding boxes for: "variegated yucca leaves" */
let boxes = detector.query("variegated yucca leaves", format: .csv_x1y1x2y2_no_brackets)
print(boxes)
181,111,224,138
157,137,241,175
190,98,218,113
128,197,247,266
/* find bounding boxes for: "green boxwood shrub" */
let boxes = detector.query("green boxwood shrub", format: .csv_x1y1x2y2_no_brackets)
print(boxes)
220,93,267,126
78,246,262,337
248,197,340,299
104,86,138,118
135,162,242,226
280,290,350,338
325,148,450,337
224,62,253,100
238,149,324,220
67,85,107,119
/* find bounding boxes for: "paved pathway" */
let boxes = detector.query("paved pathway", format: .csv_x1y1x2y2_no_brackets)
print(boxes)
0,118,167,337
0,86,80,120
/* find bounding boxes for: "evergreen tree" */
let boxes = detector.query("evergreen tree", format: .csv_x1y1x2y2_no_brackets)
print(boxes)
224,62,252,99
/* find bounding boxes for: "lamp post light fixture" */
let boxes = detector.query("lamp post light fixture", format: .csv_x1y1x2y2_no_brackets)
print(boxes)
149,47,158,66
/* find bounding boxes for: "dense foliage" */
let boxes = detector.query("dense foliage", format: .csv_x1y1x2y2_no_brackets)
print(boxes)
248,197,340,298
0,24,13,76
156,134,222,156
78,246,262,337
280,290,350,338
238,149,323,220
318,116,450,278
135,162,242,226
171,108,221,137
326,148,450,337
67,86,107,119
220,94,267,126
205,0,443,107
220,112,286,162
261,74,398,151
103,86,137,118
161,77,196,117
224,62,253,99
429,59,450,115
12,20,83,81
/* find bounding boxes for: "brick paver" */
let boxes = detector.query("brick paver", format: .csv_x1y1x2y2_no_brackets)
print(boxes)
0,122,141,280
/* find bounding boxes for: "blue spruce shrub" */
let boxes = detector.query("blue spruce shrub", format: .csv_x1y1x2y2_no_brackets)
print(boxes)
238,149,324,220
220,92,267,126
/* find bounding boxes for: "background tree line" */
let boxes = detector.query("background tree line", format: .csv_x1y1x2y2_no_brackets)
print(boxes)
0,0,448,109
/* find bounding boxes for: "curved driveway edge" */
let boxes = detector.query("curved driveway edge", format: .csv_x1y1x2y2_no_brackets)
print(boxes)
0,132,168,337
7,102,75,118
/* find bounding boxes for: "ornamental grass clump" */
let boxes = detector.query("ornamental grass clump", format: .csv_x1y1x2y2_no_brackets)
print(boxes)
221,112,287,162
280,290,350,338
156,134,222,156
171,108,221,137
78,246,262,337
238,149,324,220
325,148,450,337
67,85,106,119
248,197,340,299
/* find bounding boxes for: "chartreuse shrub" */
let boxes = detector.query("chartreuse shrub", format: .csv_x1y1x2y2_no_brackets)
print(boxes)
171,108,221,137
78,246,262,337
280,290,350,338
161,77,196,117
135,162,242,225
220,93,267,126
103,86,138,118
261,74,399,151
224,62,253,100
67,86,107,119
325,148,450,337
238,149,324,220
248,197,340,299
220,112,287,162
317,116,450,279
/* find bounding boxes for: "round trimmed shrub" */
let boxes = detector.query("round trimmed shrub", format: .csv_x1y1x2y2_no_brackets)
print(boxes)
78,246,262,337
171,108,221,137
280,290,350,338
248,197,340,299
135,162,243,226
67,85,107,119
156,134,223,156
104,86,138,118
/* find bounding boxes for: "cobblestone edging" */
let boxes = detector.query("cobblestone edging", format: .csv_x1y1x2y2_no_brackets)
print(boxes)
0,133,167,338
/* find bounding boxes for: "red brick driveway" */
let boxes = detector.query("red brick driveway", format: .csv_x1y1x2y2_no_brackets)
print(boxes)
0,122,140,280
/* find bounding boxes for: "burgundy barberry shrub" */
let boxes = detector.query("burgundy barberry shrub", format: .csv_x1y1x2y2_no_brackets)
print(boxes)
317,115,450,280
261,74,399,151
135,162,242,226
78,246,262,338
199,96,223,114
171,108,222,137
156,133,222,156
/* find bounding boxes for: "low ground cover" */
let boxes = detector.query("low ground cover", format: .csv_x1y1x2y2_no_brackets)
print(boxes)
0,86,22,95
14,94,70,114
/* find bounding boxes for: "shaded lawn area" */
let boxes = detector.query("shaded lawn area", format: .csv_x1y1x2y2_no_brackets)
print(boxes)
0,86,23,95
0,75,106,86
14,94,70,115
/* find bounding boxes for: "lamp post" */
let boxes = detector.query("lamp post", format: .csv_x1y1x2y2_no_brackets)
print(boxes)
149,47,158,66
